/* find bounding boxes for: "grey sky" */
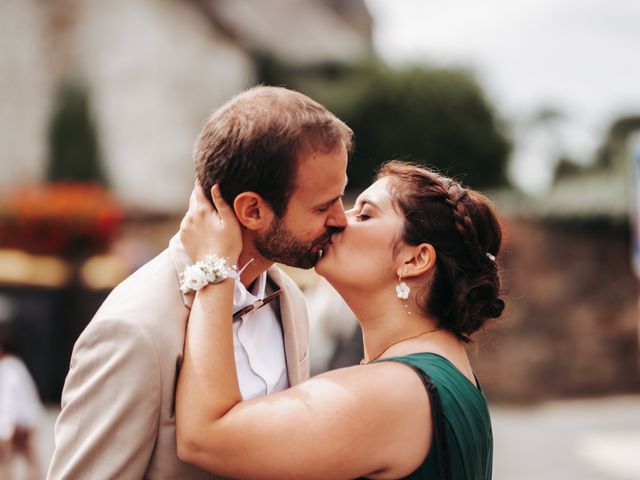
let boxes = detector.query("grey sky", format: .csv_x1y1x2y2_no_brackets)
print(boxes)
364,0,640,191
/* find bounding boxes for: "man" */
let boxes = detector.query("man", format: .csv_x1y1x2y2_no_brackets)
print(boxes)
47,86,352,479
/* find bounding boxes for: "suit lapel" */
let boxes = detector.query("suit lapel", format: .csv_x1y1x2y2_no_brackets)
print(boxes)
266,266,302,386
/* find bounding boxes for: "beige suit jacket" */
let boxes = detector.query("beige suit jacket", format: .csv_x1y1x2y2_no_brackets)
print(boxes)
47,236,310,479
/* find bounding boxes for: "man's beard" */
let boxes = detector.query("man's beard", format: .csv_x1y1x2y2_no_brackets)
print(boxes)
255,218,334,269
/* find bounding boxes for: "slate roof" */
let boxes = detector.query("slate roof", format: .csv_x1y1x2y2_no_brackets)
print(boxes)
193,0,373,66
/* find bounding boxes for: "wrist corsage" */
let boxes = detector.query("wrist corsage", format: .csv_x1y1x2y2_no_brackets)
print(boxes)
179,255,238,294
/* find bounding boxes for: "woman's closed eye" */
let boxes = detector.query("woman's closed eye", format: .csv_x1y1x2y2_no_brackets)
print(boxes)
355,212,370,221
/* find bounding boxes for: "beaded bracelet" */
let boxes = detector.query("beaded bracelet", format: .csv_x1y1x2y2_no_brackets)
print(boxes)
179,255,238,294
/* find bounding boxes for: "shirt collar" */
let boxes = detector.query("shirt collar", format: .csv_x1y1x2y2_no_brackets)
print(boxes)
233,270,267,309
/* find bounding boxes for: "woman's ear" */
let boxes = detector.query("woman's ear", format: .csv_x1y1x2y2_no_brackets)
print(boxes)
233,192,275,231
396,243,436,279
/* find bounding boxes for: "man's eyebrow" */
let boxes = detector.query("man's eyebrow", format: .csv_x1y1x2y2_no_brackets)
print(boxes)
314,193,344,210
313,176,348,209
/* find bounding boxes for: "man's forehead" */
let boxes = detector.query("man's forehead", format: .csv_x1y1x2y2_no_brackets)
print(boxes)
291,144,348,196
294,174,348,202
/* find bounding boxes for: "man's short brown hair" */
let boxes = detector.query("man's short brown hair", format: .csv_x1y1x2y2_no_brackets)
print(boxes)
194,86,353,217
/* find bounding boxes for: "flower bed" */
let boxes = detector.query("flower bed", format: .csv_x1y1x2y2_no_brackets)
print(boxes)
0,183,123,257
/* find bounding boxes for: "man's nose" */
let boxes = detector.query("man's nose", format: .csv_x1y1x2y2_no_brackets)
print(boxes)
325,199,347,230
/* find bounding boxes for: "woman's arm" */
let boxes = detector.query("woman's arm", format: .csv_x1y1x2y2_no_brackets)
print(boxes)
176,184,242,422
176,186,433,480
178,345,433,479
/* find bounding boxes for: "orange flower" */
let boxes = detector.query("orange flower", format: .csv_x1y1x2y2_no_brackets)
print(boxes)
0,183,123,256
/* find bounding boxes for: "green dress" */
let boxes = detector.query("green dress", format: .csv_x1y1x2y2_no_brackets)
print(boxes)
370,353,493,480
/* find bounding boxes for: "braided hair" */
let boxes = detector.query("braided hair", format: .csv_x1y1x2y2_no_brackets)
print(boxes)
377,161,505,341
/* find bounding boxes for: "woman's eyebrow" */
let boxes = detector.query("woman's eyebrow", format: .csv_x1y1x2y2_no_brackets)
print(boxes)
357,198,382,211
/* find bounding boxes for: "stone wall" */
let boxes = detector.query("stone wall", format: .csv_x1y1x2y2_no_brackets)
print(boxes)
471,218,640,403
0,0,55,187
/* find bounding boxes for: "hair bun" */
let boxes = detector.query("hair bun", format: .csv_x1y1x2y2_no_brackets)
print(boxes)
481,298,505,319
454,282,504,337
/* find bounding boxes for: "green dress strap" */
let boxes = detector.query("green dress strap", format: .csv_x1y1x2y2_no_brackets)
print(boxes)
370,353,493,480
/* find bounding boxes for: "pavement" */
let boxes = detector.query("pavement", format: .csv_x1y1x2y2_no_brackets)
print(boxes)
22,394,640,479
491,395,640,480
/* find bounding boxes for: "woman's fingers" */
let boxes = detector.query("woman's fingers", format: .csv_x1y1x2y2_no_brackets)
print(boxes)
189,185,212,217
188,183,197,211
210,185,234,222
194,184,211,209
179,183,242,262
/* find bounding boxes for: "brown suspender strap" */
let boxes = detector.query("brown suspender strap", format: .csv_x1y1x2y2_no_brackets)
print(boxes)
231,275,282,321
232,289,282,321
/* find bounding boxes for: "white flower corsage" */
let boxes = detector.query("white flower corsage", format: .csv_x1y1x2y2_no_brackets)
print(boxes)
179,255,238,294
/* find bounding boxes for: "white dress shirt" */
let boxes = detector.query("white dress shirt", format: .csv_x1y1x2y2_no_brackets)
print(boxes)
232,272,289,399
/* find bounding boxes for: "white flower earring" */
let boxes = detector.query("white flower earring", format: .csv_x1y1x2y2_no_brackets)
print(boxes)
396,276,410,300
396,271,412,315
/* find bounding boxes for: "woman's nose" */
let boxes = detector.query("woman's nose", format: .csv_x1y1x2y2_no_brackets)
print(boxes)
344,207,358,222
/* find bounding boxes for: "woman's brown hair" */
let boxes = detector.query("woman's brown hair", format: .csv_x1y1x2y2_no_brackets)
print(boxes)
377,161,505,340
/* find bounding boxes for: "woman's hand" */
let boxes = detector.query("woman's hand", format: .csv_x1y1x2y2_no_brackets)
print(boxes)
180,184,242,264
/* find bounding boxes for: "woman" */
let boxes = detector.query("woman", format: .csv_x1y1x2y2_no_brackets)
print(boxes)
176,161,505,479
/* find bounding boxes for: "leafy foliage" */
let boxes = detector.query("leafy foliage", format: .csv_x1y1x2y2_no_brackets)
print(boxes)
287,62,512,189
47,83,106,184
595,115,640,169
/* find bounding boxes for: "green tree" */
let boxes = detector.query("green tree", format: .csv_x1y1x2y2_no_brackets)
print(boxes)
319,64,512,189
47,82,106,184
595,115,640,170
247,58,512,190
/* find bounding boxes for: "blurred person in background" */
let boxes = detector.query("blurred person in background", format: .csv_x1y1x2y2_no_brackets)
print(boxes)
176,161,504,480
0,316,43,480
47,86,352,479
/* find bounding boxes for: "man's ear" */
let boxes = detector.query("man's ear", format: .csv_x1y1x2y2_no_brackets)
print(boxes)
233,192,275,231
396,243,436,279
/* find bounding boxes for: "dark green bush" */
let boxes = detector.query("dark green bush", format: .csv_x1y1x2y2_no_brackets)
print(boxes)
269,61,512,189
47,82,106,184
320,64,511,189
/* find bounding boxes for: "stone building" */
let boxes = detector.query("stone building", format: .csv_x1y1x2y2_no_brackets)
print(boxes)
0,0,372,211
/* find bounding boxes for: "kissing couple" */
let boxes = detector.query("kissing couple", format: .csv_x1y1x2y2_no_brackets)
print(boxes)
48,86,504,480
